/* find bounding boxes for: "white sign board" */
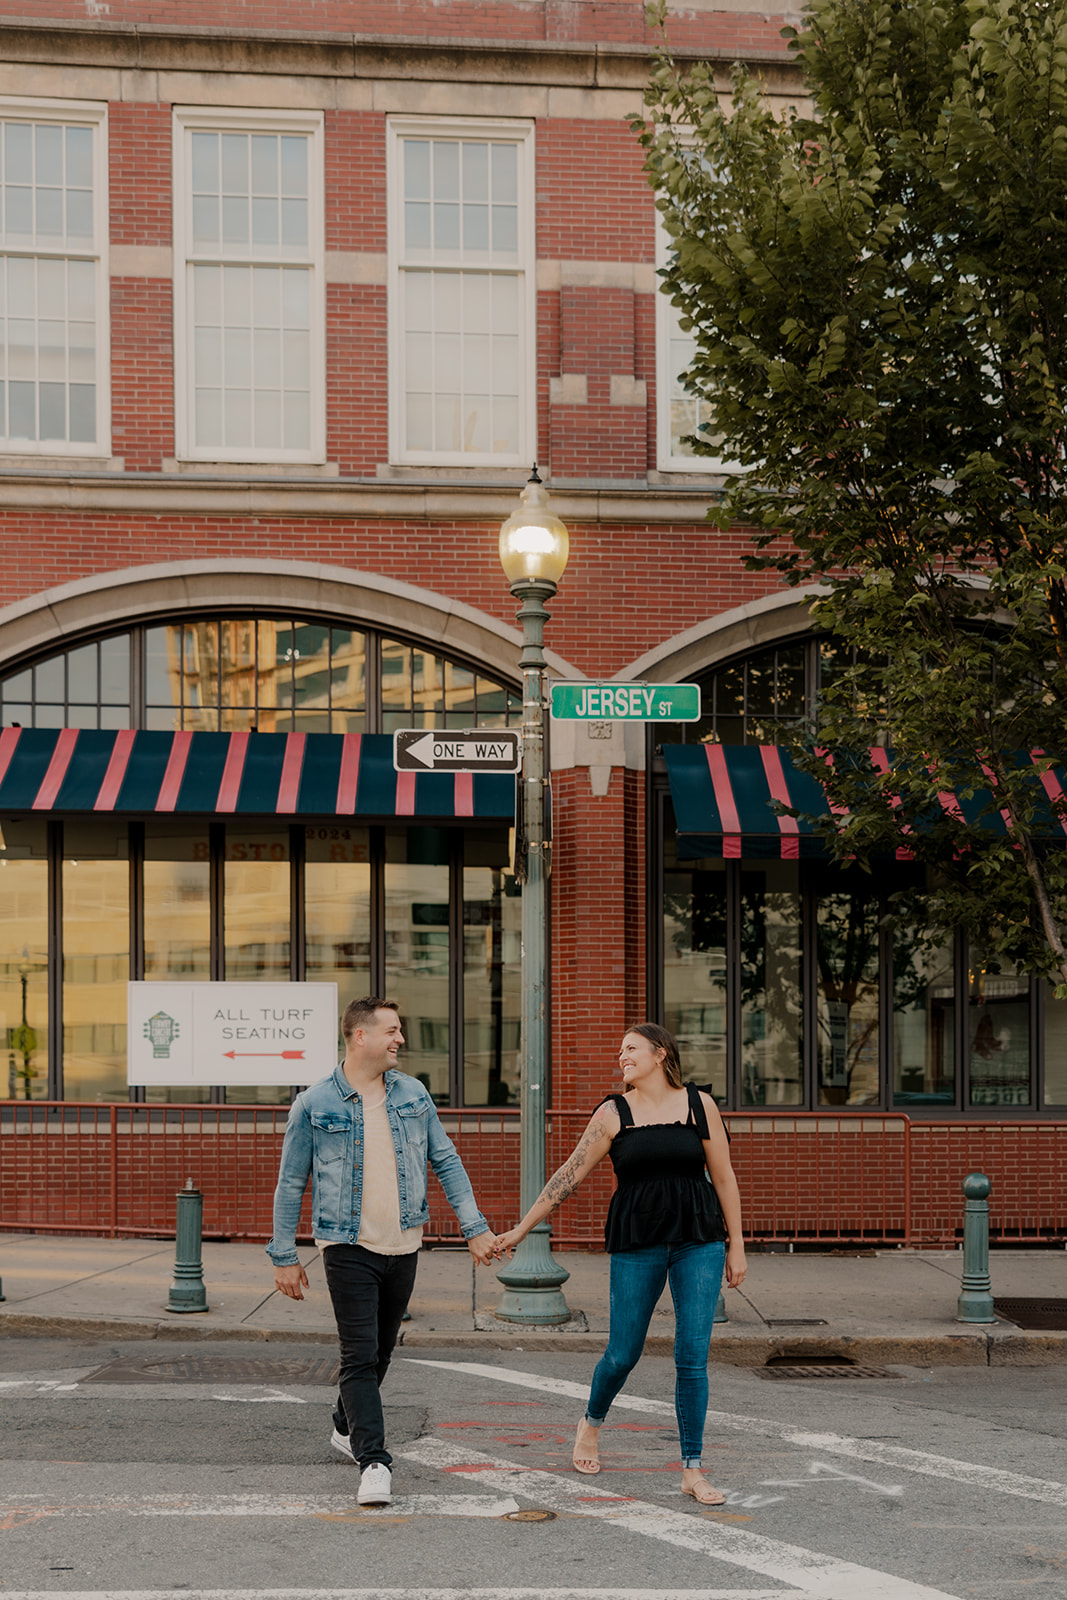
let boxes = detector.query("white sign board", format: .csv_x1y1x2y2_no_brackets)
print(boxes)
127,982,339,1086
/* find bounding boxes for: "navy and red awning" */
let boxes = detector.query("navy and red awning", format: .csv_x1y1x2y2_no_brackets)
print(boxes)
664,742,1067,860
0,728,514,820
664,743,831,859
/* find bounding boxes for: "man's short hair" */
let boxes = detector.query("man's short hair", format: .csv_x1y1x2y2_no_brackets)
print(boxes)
341,996,400,1041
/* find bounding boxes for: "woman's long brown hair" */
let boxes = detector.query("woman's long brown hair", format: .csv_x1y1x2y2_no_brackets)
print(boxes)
624,1021,684,1089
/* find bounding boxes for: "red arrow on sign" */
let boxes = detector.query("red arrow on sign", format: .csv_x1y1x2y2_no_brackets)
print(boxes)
223,1050,306,1060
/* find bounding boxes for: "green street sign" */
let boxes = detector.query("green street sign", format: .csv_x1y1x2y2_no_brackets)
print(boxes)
550,682,701,722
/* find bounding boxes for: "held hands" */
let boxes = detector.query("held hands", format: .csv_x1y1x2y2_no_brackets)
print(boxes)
467,1230,501,1266
492,1227,524,1258
274,1263,310,1301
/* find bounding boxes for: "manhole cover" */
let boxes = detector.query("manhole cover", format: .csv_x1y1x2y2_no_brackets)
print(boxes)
993,1298,1067,1330
501,1509,557,1522
756,1360,899,1381
85,1356,340,1385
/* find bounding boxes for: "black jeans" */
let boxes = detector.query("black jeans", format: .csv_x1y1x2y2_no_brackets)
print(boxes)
322,1242,419,1470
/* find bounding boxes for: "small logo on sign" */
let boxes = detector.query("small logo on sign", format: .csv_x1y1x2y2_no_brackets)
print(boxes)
144,1010,180,1059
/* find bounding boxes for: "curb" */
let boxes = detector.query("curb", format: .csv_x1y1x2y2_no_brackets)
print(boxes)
2,1310,1066,1363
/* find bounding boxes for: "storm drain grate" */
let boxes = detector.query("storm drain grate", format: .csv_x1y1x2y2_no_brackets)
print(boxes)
85,1356,340,1385
756,1355,900,1381
993,1298,1067,1331
764,1318,828,1327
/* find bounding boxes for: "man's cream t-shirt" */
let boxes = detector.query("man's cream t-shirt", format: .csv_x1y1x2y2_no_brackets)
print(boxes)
316,1094,422,1257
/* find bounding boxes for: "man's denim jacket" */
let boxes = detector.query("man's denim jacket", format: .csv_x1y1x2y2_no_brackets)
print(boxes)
266,1065,489,1266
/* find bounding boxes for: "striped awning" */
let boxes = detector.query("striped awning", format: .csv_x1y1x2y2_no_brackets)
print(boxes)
664,743,830,860
0,728,515,820
664,742,1067,861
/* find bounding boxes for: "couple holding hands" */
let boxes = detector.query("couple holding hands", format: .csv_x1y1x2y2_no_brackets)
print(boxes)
268,997,745,1509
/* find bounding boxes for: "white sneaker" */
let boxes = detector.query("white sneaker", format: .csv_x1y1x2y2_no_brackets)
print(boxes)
357,1462,392,1507
331,1428,354,1462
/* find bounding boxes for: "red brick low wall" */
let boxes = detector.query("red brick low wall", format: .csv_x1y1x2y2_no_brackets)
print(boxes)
2,1104,1066,1247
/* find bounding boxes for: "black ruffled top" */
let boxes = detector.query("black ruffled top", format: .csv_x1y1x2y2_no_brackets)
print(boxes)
602,1082,726,1253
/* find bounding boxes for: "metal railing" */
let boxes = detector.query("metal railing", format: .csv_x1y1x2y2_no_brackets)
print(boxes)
2,1101,1066,1246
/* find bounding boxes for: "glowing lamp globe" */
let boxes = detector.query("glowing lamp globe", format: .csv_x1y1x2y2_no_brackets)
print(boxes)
499,470,570,587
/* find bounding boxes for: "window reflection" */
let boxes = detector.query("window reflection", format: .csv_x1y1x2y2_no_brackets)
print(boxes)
816,872,880,1105
142,821,211,1104
1044,984,1067,1104
663,824,726,1099
305,824,371,1045
0,818,49,1100
385,827,450,1102
893,926,955,1103
224,824,291,1105
740,863,802,1105
967,953,1030,1107
463,831,521,1106
63,819,128,1101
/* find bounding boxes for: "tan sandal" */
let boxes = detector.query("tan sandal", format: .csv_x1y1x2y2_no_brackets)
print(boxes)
573,1419,600,1476
682,1474,725,1506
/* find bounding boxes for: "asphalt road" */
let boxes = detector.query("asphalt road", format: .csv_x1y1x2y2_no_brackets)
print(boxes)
2,1334,1066,1600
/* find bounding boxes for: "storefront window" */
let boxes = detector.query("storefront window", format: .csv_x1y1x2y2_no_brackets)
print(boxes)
224,824,291,1105
664,832,727,1099
142,821,211,1104
1044,984,1067,1104
1,818,49,1100
815,870,881,1105
740,863,803,1105
967,952,1031,1108
463,831,521,1106
63,820,128,1101
893,926,955,1103
385,827,450,1102
305,824,371,1045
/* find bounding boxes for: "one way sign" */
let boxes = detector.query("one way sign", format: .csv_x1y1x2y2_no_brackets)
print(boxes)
393,728,522,773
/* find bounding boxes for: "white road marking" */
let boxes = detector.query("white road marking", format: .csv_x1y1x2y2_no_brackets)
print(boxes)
402,1437,965,1600
761,1463,903,1496
212,1389,306,1404
0,1591,788,1600
0,1492,517,1521
407,1357,1067,1509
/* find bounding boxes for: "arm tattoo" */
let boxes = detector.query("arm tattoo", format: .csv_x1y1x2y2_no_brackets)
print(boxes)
534,1117,609,1214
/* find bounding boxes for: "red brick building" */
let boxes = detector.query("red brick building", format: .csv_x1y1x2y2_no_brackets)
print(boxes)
0,1,1063,1248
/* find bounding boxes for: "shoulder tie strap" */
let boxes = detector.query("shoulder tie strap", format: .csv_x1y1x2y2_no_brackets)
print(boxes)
686,1081,711,1139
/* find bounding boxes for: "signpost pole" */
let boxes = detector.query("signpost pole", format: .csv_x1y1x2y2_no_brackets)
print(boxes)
495,471,571,1325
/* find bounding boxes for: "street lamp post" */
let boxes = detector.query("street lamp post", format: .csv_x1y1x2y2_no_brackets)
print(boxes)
495,467,572,1325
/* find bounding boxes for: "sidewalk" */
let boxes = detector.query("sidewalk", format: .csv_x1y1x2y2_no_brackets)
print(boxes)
1,1234,1066,1364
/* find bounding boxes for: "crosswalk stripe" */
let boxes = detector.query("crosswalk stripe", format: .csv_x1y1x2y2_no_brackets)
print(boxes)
406,1358,1067,1509
0,1493,517,1522
401,1438,965,1600
0,1591,788,1600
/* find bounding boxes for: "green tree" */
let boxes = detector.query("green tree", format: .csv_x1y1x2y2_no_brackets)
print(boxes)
638,0,1067,988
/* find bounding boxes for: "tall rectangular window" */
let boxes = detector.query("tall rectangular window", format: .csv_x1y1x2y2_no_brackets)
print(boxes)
655,219,728,473
174,108,324,462
0,99,107,455
388,119,534,466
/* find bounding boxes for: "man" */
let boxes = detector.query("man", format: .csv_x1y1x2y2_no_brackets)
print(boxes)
267,997,498,1507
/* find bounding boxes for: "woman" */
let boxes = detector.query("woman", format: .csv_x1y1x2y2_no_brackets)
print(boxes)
496,1022,746,1506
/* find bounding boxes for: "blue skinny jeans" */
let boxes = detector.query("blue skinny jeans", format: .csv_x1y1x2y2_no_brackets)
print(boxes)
585,1238,726,1468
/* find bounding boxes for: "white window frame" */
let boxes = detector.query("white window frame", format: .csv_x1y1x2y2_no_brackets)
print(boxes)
173,105,325,465
387,115,536,468
655,217,736,475
0,95,110,459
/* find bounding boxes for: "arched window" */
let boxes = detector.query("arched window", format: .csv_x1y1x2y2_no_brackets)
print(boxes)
0,615,522,732
0,614,523,1108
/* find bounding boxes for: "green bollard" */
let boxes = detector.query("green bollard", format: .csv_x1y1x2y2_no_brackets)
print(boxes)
167,1177,208,1313
956,1171,995,1324
713,1288,728,1325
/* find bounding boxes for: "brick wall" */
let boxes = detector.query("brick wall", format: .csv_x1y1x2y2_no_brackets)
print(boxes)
4,1110,1065,1247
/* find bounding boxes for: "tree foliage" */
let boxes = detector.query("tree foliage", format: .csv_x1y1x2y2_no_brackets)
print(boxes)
637,0,1067,986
